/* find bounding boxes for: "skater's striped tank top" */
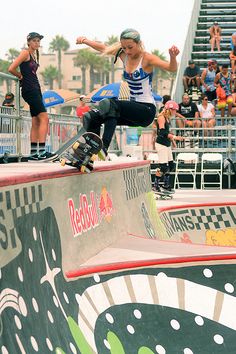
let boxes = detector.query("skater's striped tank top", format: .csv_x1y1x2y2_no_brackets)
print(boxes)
123,55,155,105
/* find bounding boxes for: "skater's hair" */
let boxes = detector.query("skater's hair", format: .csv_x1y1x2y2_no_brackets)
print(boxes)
103,28,144,63
120,28,141,42
27,35,40,64
158,108,172,120
35,49,39,63
26,45,40,64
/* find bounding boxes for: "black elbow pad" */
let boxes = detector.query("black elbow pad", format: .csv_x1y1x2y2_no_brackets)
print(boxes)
159,128,168,139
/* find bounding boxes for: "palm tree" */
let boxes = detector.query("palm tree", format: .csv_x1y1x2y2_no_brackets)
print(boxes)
100,57,111,85
49,35,70,89
5,48,20,62
73,49,91,93
0,58,11,91
41,65,59,89
87,52,104,91
105,35,119,82
151,49,169,93
74,49,105,92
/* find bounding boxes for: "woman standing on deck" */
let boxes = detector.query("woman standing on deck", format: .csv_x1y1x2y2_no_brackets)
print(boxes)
8,32,51,160
153,100,184,193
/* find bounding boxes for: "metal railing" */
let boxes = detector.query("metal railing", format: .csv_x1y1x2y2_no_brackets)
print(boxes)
172,0,202,102
0,107,82,155
1,108,236,159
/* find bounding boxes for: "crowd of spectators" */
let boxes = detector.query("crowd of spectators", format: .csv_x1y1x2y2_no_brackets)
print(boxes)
180,25,236,129
156,25,236,148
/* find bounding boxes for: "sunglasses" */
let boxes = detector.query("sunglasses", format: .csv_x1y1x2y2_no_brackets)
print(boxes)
203,98,208,101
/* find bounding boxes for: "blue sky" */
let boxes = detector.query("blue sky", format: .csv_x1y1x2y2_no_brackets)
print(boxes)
0,0,194,59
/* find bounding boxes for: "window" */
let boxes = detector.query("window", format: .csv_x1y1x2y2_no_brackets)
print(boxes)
72,75,81,81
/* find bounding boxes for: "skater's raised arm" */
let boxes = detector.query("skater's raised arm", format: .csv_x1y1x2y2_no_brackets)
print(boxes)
76,37,107,53
145,45,179,72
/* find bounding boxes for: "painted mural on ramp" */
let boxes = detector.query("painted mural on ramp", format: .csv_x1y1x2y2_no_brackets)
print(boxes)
1,161,236,353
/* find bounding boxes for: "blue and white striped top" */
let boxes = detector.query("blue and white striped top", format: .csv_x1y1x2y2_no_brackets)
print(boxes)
123,56,155,104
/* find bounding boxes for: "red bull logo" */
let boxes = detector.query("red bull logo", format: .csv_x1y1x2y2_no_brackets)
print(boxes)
68,192,99,237
98,186,114,223
68,187,114,237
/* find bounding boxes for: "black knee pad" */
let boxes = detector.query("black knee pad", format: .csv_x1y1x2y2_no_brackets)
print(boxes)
99,98,120,118
159,163,169,175
83,110,101,130
169,160,175,172
83,112,92,130
98,98,111,115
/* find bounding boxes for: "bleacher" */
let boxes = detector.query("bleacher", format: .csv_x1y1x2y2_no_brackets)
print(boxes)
183,0,236,159
156,0,236,189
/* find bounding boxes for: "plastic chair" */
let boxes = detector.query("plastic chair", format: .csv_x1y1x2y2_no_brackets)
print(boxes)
200,153,223,189
174,153,198,189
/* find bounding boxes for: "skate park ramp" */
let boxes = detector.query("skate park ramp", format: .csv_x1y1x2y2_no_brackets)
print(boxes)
1,160,236,353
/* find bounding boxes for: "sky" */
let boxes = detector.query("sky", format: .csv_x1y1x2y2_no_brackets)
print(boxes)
0,0,194,60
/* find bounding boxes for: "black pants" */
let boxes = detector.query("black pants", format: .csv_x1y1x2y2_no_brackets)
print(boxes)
88,99,156,149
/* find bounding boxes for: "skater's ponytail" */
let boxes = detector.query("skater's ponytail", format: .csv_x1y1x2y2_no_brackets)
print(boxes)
158,108,172,120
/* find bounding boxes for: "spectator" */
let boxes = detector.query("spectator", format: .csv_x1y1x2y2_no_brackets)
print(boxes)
230,32,236,50
176,93,201,147
152,95,171,149
183,60,201,94
229,46,236,81
212,59,220,74
176,93,201,131
201,60,217,102
158,95,171,114
209,22,222,52
230,88,236,116
76,94,90,119
214,64,233,124
2,92,14,108
197,94,216,138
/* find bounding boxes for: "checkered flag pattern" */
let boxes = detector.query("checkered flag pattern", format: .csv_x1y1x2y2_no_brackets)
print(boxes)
190,207,231,230
0,185,43,246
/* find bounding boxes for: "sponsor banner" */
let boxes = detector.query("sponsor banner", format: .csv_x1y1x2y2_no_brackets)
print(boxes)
0,163,162,272
159,205,236,246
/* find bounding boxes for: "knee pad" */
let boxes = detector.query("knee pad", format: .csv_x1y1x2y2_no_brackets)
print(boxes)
98,98,111,115
99,98,120,118
83,110,100,130
168,160,175,172
83,112,91,130
159,163,169,175
155,167,162,177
